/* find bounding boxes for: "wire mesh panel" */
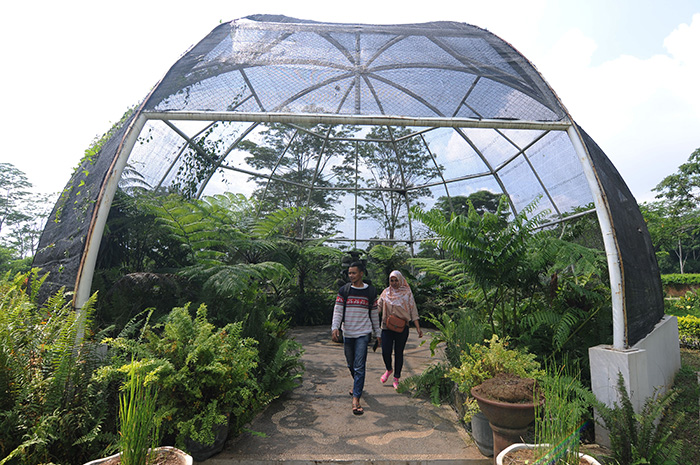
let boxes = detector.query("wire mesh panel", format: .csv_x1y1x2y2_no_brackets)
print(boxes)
33,14,663,346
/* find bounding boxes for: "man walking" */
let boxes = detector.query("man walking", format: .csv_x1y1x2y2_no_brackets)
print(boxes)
331,261,380,415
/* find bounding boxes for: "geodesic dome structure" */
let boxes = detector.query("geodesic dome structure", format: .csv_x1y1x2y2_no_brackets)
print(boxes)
34,14,663,348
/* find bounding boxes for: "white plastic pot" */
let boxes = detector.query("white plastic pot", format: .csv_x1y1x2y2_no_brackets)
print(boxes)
84,446,193,465
496,443,602,465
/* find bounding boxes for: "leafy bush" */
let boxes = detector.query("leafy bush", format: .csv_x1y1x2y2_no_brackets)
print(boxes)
409,199,611,376
282,286,336,326
398,362,454,405
661,273,700,286
423,309,487,368
447,335,544,422
585,372,683,465
0,270,116,464
667,290,700,318
411,197,546,336
677,315,700,349
98,304,266,449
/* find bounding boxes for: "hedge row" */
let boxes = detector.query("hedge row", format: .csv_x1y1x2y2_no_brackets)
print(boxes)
662,274,700,286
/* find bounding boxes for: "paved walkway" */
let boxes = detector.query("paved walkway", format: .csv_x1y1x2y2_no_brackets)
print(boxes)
201,326,491,465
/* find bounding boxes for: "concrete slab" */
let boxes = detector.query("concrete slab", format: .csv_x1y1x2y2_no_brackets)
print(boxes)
200,326,491,465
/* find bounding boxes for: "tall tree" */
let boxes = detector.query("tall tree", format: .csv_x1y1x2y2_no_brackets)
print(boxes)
653,147,700,214
0,164,56,258
0,163,32,235
640,200,700,274
4,192,56,258
434,190,504,219
335,126,441,240
242,123,357,238
644,147,700,273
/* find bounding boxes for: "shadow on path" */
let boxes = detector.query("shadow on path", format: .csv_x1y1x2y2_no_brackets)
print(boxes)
201,326,490,464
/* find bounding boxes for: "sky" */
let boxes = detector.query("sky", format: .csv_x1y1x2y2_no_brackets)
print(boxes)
1,0,699,204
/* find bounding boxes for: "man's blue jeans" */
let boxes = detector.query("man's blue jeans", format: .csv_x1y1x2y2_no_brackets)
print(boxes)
344,333,370,398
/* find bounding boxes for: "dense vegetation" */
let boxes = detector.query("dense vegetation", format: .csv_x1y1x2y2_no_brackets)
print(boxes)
2,141,699,464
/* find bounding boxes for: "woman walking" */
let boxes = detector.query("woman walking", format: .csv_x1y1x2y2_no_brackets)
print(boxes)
377,270,423,389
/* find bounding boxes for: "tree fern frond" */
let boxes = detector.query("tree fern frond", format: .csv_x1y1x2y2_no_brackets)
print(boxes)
202,262,292,297
252,207,309,238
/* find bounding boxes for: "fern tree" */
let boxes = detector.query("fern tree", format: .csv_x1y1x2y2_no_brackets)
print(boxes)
410,196,546,335
410,196,611,369
521,234,611,364
367,244,412,289
274,237,344,325
140,193,308,404
142,192,298,298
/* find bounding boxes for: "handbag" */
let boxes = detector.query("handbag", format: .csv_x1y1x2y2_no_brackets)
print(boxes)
386,313,407,333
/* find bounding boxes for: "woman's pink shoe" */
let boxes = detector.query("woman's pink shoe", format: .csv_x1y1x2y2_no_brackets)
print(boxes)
393,377,400,390
380,370,393,383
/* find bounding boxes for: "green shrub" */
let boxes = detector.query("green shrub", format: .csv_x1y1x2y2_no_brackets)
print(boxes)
447,335,544,422
661,274,700,286
98,304,264,449
0,270,116,464
678,315,700,349
667,290,700,318
423,309,487,368
585,372,682,465
399,362,454,405
678,315,700,337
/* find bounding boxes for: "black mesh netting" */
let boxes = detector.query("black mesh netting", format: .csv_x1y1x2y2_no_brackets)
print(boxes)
579,125,665,345
32,15,663,346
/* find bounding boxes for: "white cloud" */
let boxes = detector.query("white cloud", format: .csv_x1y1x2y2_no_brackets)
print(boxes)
665,13,700,65
1,1,697,207
536,14,700,203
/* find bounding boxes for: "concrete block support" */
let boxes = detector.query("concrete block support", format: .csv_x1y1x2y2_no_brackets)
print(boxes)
589,315,680,447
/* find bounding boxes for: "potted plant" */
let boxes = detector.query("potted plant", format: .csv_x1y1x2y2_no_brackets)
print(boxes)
86,361,192,465
470,372,542,458
497,443,601,465
98,304,262,461
495,363,601,465
447,335,544,458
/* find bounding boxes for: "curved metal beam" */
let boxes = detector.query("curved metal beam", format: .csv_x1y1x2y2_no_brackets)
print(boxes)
567,125,625,349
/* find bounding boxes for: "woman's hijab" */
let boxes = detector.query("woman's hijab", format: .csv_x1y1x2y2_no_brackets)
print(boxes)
381,270,416,311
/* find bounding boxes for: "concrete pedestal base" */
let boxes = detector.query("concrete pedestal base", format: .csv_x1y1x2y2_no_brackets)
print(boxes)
589,315,681,447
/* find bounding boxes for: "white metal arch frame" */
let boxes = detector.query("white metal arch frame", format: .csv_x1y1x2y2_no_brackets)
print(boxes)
72,110,627,349
33,16,662,352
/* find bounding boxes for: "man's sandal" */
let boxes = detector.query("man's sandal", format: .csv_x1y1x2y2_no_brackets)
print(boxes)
352,405,364,415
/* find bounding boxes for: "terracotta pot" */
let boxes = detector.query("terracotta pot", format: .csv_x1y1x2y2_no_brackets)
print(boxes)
470,386,540,459
496,443,602,465
83,446,193,465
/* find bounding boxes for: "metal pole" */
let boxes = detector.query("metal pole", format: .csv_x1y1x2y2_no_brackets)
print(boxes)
74,113,147,311
567,125,625,349
145,110,572,131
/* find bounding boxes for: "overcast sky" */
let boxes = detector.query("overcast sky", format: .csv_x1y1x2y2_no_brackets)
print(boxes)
1,0,698,204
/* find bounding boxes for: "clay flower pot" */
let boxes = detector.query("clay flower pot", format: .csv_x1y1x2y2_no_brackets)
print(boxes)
470,374,541,458
83,446,193,465
496,443,602,465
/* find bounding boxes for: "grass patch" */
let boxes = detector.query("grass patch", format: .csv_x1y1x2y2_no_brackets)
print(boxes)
674,349,700,464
